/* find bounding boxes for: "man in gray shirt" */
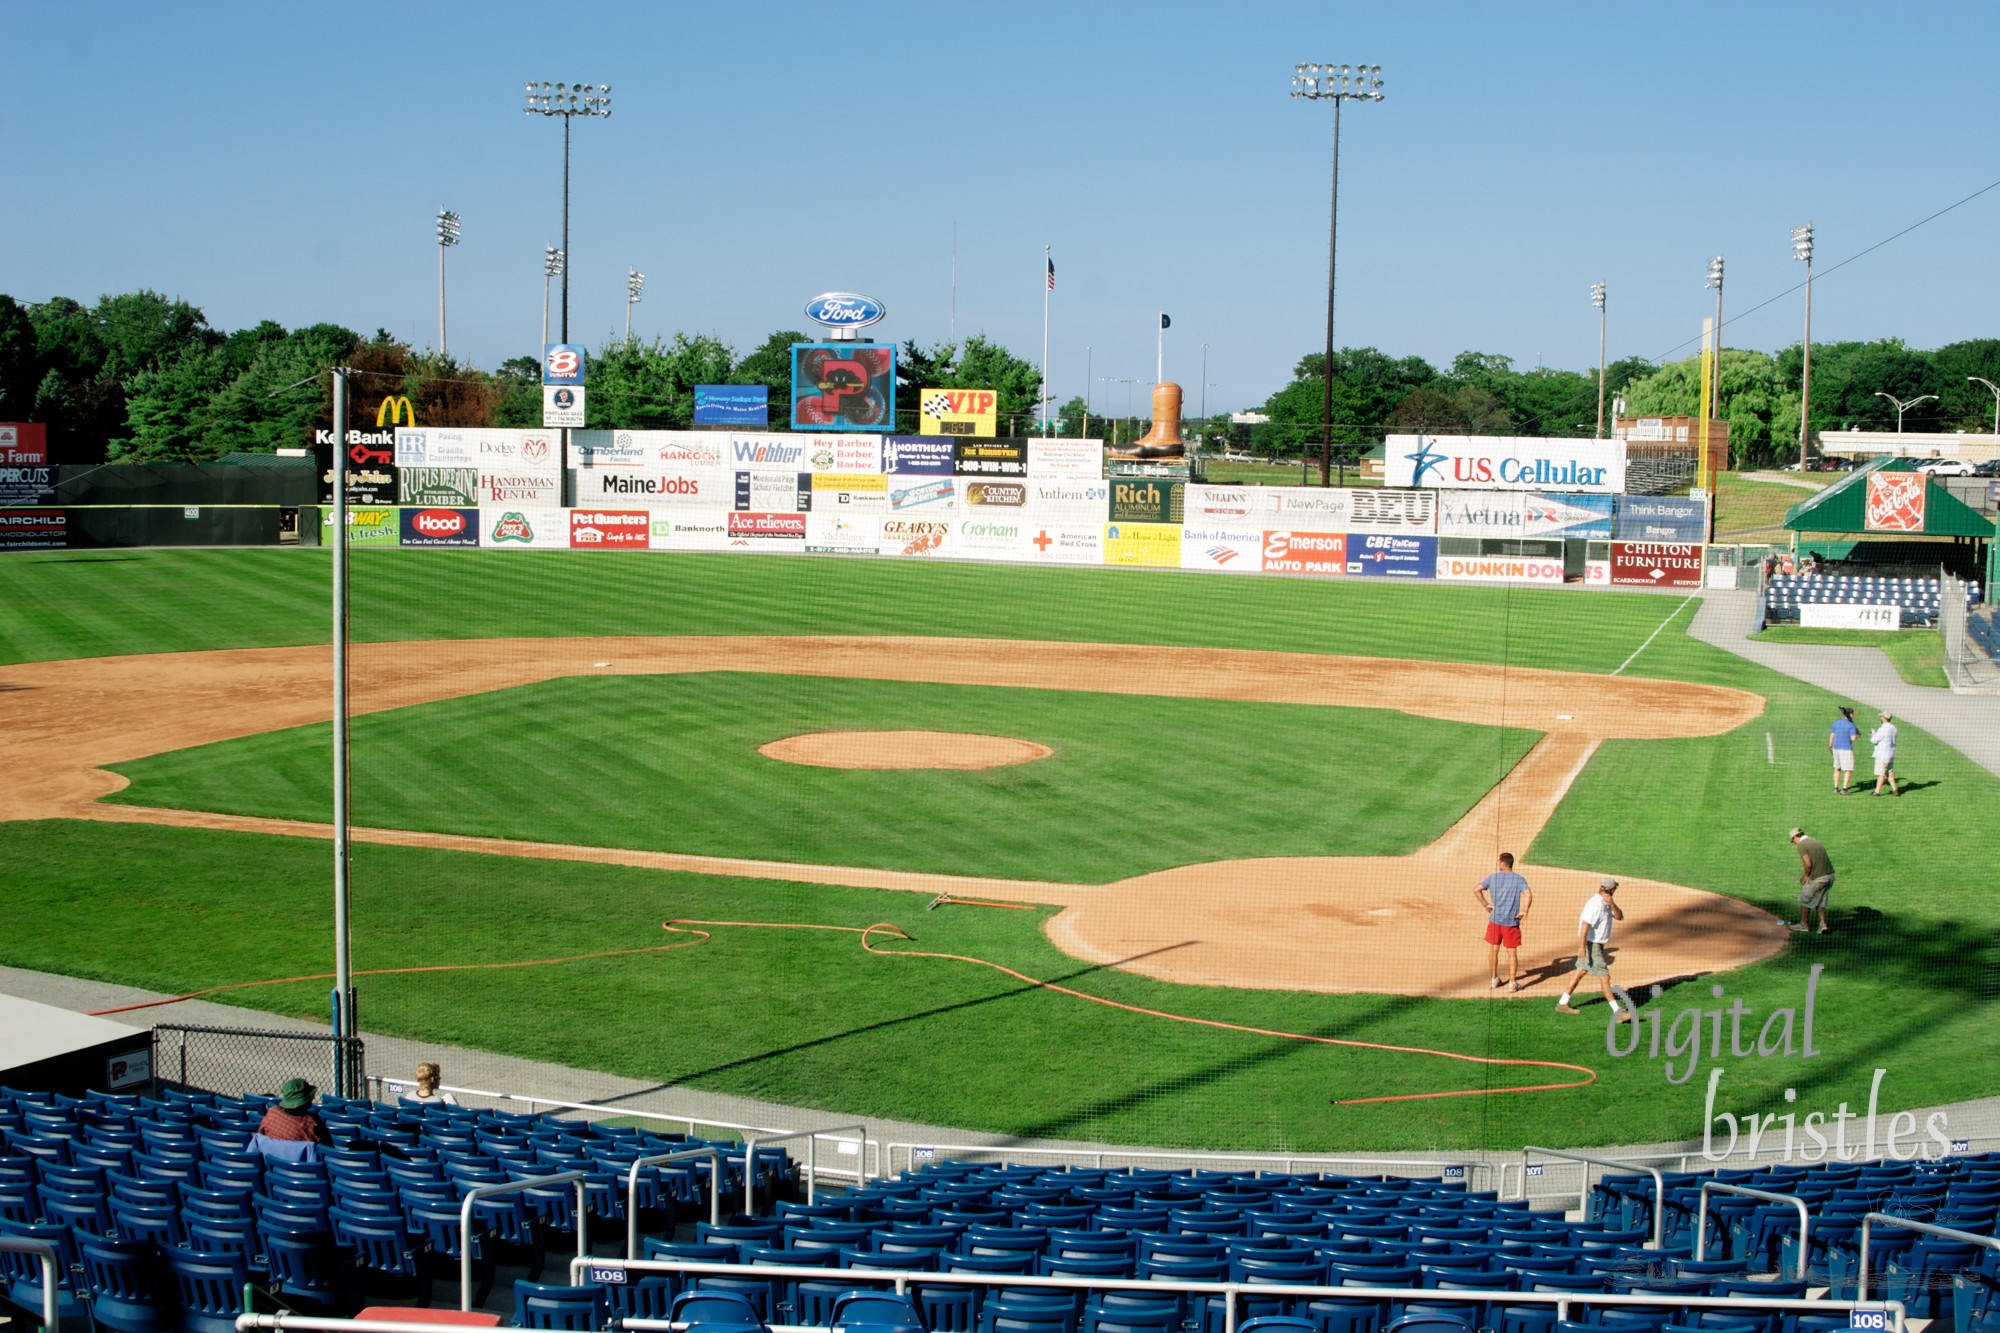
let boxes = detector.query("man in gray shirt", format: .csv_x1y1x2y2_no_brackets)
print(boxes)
1476,852,1533,993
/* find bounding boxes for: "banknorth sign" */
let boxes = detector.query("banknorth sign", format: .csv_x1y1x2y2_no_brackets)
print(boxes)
1385,435,1626,494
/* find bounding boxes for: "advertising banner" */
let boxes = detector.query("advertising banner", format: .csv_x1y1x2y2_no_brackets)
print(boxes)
400,506,479,548
0,508,65,549
478,470,561,507
322,507,399,546
1436,553,1566,584
575,466,730,509
1347,487,1439,532
1615,495,1708,542
398,466,478,507
1108,478,1185,524
1610,541,1705,587
804,512,882,555
1261,530,1348,576
570,509,650,549
1253,486,1350,532
1800,603,1900,631
886,477,958,515
570,430,651,466
650,511,731,551
882,435,955,475
1180,527,1263,573
1022,479,1109,523
1436,490,1615,540
734,470,810,512
729,434,809,470
318,425,398,505
651,432,726,465
879,517,956,558
809,473,889,511
394,427,468,466
542,385,585,428
918,388,999,437
1346,532,1437,579
791,343,895,431
1865,473,1928,532
1183,485,1262,531
693,385,769,427
1384,434,1626,493
481,507,568,549
0,464,56,505
1029,439,1103,477
962,480,1028,510
397,429,557,469
543,343,586,428
1104,522,1181,568
727,512,808,544
1023,522,1103,565
954,440,1028,477
956,518,1027,559
0,423,49,465
804,434,883,474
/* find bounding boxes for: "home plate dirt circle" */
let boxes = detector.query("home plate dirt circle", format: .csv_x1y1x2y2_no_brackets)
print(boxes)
758,730,1054,771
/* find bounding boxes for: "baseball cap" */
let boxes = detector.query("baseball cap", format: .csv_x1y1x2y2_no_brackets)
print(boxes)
1789,827,1804,840
1839,707,1854,719
1599,877,1619,891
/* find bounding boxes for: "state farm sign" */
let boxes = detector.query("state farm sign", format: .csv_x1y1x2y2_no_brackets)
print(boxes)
1385,435,1626,493
1610,541,1704,587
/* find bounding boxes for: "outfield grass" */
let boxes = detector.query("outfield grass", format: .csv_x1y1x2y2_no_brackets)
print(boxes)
105,673,1539,882
1,549,1994,1152
1753,627,1950,689
1714,471,1828,541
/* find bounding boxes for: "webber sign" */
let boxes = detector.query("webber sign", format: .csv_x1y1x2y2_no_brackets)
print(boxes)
1385,435,1626,493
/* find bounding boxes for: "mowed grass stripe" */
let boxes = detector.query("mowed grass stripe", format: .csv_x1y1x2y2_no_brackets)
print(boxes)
107,673,1540,882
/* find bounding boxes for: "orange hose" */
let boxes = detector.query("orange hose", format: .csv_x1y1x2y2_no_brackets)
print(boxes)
661,918,1598,1104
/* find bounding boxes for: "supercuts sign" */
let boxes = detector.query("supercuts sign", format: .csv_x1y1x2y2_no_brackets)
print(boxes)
1385,435,1626,494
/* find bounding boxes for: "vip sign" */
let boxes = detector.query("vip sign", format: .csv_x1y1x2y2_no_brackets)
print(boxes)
918,387,999,437
1261,530,1347,576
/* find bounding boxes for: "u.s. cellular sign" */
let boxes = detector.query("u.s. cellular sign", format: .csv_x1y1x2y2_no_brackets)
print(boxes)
1385,435,1626,494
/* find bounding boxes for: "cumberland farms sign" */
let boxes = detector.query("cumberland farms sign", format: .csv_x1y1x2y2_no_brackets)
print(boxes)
1385,435,1626,494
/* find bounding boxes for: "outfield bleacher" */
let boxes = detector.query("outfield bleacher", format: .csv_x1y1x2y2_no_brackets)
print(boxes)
1761,575,1982,628
4,1083,1998,1333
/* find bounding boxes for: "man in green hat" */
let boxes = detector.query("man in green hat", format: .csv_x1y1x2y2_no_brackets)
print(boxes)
255,1077,330,1148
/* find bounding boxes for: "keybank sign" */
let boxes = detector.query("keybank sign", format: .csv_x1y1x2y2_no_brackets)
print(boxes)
1385,434,1626,494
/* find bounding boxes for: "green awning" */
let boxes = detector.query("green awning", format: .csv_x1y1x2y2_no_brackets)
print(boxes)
1783,456,1993,537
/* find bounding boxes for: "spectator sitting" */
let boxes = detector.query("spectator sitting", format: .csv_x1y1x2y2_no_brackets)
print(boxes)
405,1061,459,1106
253,1077,331,1161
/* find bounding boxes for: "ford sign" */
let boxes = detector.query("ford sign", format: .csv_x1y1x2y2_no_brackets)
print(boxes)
804,292,886,329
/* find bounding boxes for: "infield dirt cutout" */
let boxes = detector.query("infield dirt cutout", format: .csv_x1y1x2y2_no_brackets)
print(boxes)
760,730,1054,771
0,635,1783,999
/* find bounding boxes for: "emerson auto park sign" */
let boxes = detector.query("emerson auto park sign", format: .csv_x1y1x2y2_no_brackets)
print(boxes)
1386,435,1626,494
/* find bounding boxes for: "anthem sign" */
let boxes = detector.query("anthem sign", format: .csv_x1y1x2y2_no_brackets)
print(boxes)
1385,435,1626,494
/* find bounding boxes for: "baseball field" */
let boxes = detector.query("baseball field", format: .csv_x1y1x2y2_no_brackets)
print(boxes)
1,548,1994,1153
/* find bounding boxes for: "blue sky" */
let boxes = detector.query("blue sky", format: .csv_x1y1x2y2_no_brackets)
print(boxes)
5,2,1997,414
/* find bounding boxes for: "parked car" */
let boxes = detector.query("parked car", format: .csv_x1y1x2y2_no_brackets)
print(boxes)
1918,459,1975,476
1972,459,2000,477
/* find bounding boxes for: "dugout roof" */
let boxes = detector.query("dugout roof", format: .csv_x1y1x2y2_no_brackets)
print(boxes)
1783,456,1993,537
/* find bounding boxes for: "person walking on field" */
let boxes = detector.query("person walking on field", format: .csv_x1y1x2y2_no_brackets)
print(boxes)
1557,878,1629,1022
1476,852,1533,992
1828,706,1860,794
1790,826,1836,934
1871,712,1901,797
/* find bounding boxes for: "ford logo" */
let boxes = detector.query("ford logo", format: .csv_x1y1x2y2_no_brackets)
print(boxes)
804,292,886,328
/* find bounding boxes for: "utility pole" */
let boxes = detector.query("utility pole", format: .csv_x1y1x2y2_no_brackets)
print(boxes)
1591,283,1607,439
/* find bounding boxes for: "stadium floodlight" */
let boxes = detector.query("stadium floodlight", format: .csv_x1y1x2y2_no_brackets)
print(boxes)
1792,222,1816,469
1590,284,1607,438
625,268,645,342
1289,59,1385,487
435,208,461,358
1874,390,1938,433
524,77,614,343
541,244,566,349
1703,256,1726,432
1967,377,2000,436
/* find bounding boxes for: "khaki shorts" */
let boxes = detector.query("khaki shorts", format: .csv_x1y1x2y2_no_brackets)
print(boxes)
1800,873,1835,911
1581,941,1611,977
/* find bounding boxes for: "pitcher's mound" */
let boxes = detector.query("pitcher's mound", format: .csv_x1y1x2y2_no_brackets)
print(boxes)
759,730,1053,771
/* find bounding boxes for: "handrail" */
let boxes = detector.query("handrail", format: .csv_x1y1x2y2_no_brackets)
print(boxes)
880,1140,1476,1188
740,1123,865,1213
1858,1211,2000,1303
1697,1181,1809,1281
570,1257,1907,1333
0,1234,59,1329
625,1147,723,1258
458,1169,586,1311
1521,1145,1665,1248
386,1079,791,1138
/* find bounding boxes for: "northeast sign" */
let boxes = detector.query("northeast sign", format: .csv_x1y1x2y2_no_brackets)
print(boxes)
1385,435,1626,494
543,343,587,428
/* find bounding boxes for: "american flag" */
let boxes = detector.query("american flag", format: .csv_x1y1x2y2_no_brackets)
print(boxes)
1046,255,1055,291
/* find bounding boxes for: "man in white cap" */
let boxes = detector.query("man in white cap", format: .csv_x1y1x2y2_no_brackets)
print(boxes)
1557,877,1629,1022
1870,712,1901,797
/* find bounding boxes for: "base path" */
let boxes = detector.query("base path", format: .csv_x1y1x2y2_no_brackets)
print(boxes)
0,635,1780,999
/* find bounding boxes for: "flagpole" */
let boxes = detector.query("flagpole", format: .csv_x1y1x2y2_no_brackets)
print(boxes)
1157,312,1163,385
1041,245,1052,437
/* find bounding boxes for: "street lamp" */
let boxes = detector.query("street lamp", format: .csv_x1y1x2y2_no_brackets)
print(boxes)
1874,391,1938,433
1590,283,1606,438
1200,342,1210,440
1793,222,1814,469
1705,255,1724,420
541,244,565,350
524,80,612,344
1967,377,2000,436
435,208,461,358
625,268,645,343
1291,60,1383,488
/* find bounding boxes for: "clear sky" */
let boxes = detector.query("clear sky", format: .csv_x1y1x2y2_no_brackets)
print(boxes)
6,2,1997,414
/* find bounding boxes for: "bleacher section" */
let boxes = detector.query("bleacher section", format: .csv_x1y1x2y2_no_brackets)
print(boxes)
4,1083,1999,1333
1761,575,1983,628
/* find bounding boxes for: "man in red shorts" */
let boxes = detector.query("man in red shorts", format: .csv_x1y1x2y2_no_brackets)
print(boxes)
1475,852,1533,992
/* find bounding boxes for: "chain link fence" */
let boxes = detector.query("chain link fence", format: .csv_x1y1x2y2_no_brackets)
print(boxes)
152,1024,364,1100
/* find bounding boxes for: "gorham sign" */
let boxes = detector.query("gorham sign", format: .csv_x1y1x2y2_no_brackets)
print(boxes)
1385,435,1626,494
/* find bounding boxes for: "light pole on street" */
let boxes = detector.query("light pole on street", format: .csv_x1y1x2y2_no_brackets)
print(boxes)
1874,391,1938,433
1967,377,2000,436
1291,60,1383,487
524,80,613,344
625,268,645,343
436,208,461,358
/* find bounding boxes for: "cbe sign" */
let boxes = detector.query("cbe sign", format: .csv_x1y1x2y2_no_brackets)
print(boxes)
543,343,587,428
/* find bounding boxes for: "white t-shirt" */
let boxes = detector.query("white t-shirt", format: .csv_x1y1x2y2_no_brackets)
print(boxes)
1871,721,1897,760
1579,894,1615,944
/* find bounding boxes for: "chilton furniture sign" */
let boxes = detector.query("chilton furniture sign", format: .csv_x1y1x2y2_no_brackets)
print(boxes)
1385,435,1626,494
